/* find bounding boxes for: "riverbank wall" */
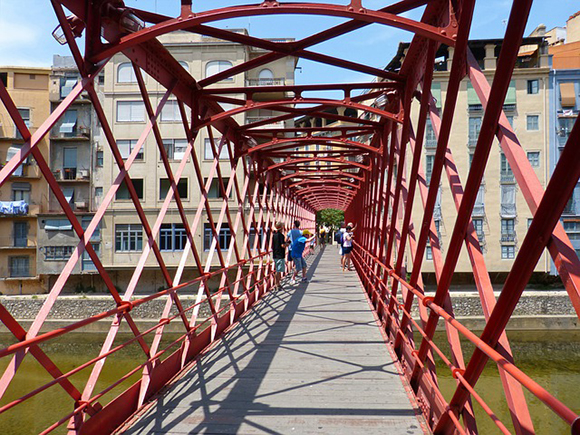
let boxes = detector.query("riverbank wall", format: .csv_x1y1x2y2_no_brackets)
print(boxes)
0,290,578,334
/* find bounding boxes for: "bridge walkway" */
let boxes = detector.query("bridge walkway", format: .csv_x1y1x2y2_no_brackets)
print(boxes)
122,247,427,434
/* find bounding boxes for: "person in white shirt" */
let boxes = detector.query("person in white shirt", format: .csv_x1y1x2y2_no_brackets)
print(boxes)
342,224,354,271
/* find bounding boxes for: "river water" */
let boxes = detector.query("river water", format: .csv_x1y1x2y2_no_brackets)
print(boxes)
0,330,578,434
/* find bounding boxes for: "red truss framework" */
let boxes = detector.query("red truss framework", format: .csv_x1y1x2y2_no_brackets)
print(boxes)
0,0,579,434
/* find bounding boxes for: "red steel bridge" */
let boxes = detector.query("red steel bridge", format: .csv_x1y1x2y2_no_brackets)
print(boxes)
1,0,580,433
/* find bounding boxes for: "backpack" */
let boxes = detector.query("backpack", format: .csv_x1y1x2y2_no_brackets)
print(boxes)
334,232,343,244
291,236,307,258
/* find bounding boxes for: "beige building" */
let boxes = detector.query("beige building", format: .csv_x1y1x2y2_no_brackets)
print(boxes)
100,30,297,293
0,67,51,294
386,37,551,279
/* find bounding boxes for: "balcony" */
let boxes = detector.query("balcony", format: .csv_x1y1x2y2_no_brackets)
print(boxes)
0,237,36,249
246,78,285,87
501,233,516,243
500,172,515,183
52,168,90,182
51,125,90,140
245,117,286,129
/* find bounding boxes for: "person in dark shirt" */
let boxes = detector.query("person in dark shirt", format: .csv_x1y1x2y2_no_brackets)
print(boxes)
271,221,287,289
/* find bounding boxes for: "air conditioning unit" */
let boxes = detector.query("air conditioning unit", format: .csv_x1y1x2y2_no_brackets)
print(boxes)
77,169,89,179
75,201,88,210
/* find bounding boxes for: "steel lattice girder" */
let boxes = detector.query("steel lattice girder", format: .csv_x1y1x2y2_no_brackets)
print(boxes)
0,0,578,434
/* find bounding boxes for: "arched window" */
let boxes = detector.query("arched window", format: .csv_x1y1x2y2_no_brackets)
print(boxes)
178,61,189,71
117,62,137,83
258,68,274,82
205,60,233,81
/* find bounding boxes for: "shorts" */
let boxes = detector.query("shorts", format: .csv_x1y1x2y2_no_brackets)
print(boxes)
274,258,285,273
342,246,353,255
292,256,307,271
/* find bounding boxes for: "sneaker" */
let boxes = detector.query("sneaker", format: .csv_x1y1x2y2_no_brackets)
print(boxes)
290,279,296,285
301,277,308,283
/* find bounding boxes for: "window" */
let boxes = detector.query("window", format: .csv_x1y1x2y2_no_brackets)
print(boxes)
425,155,434,185
204,223,231,251
425,118,437,148
563,221,580,240
178,61,189,71
204,138,229,160
526,115,539,131
117,139,143,160
506,115,514,128
473,184,485,217
115,224,143,252
95,187,103,197
117,101,145,122
45,246,75,261
249,226,264,249
117,62,137,83
258,68,275,85
501,245,515,259
15,108,30,139
96,150,104,167
472,218,484,241
500,153,514,183
527,79,539,94
500,184,516,218
82,242,100,271
63,147,77,171
527,151,540,167
160,224,187,251
116,178,144,200
468,116,481,146
204,177,230,199
82,215,100,240
161,101,180,122
59,110,77,135
162,139,187,160
205,60,233,81
159,178,188,200
501,218,516,242
13,222,28,247
9,256,30,277
426,246,433,260
12,182,31,203
528,218,533,229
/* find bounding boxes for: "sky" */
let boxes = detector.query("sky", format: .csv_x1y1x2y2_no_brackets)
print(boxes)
0,0,577,89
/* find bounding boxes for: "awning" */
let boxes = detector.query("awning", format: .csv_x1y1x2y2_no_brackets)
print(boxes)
61,187,75,204
467,82,479,106
45,219,72,231
560,82,577,107
6,146,23,176
505,80,516,106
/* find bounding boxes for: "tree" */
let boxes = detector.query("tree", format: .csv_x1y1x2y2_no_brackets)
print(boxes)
316,208,344,230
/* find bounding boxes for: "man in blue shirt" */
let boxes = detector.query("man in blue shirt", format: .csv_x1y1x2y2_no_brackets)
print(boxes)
286,220,314,284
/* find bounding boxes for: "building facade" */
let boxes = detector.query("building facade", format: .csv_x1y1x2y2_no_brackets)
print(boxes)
99,30,297,293
0,66,51,294
387,37,552,279
549,12,580,266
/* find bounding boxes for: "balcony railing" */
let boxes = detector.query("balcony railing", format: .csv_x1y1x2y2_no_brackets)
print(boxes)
246,78,285,87
501,233,516,243
500,172,515,183
0,237,36,249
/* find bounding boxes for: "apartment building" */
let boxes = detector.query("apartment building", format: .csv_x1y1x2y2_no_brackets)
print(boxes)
33,56,104,293
549,12,580,262
0,66,51,294
386,36,551,278
100,30,297,293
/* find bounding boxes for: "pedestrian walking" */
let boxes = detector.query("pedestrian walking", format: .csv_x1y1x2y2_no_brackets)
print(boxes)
286,220,314,284
342,224,355,271
271,222,287,289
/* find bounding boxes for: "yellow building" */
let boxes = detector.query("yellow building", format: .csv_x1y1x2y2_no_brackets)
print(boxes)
385,37,552,279
0,67,51,294
99,30,297,293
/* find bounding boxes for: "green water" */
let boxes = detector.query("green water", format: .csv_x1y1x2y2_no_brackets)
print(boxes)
0,331,578,434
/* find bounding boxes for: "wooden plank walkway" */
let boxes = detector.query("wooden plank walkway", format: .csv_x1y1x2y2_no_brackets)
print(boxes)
122,247,427,434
